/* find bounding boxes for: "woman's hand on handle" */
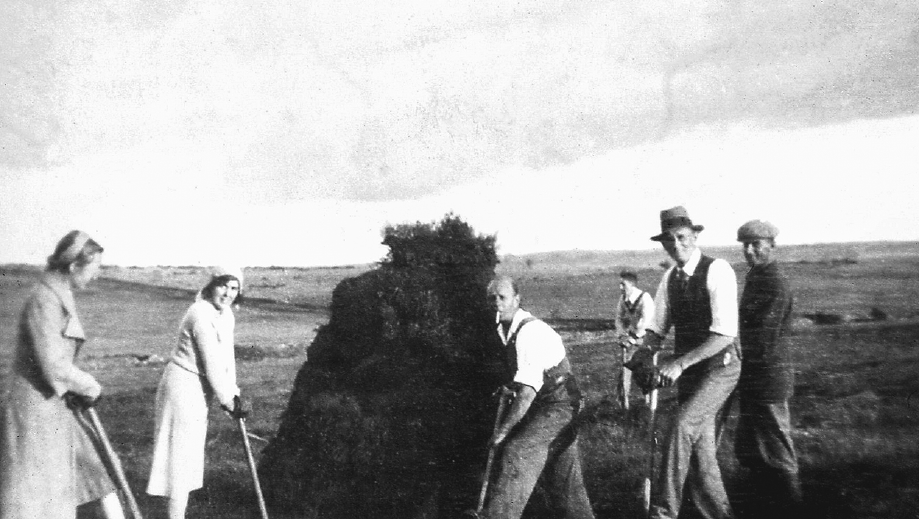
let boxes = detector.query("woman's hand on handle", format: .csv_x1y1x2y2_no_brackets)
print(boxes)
223,395,250,420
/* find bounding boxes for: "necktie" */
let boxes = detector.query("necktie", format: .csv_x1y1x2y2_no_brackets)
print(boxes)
676,268,689,292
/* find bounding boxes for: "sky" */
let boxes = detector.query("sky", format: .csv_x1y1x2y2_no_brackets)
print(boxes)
1,0,918,267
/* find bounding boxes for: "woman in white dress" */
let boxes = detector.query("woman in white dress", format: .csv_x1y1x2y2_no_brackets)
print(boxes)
146,266,248,519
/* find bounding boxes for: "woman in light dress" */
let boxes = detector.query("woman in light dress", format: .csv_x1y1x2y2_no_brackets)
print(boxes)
0,230,126,519
146,266,248,519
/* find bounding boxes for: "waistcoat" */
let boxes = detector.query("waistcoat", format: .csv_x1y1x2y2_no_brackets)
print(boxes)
618,291,648,331
503,318,574,405
668,255,737,394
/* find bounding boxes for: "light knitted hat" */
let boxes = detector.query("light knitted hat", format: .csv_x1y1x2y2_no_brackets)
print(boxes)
210,265,244,289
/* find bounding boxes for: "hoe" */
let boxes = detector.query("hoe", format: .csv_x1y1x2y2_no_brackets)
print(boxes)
462,390,513,519
85,407,145,519
237,416,270,519
642,351,661,517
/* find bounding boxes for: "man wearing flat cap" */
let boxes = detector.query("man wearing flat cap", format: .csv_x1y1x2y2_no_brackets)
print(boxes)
640,206,741,519
735,220,802,518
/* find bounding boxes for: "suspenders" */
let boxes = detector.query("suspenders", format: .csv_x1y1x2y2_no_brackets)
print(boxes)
504,317,537,376
502,317,578,405
623,291,647,315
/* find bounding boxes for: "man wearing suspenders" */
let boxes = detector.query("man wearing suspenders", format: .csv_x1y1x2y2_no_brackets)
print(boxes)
482,276,595,519
642,207,741,519
614,270,655,410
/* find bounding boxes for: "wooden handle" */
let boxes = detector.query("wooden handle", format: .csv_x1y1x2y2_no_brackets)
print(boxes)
86,408,144,519
644,351,660,517
475,393,512,513
238,418,270,519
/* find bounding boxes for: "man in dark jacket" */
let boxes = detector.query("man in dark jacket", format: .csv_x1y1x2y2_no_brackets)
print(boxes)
735,220,802,518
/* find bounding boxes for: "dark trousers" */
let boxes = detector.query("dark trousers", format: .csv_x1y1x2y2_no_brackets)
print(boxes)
484,401,595,519
651,359,740,519
734,399,802,518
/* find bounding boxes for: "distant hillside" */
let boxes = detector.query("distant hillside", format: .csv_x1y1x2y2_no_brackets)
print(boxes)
497,241,918,275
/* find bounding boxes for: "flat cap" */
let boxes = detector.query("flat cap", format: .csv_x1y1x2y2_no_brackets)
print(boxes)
737,220,779,242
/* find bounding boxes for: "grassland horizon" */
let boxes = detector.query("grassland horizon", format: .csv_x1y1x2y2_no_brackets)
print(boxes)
2,239,916,271
0,238,916,518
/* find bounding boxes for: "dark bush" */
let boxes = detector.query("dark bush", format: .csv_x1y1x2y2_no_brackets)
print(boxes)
259,214,506,518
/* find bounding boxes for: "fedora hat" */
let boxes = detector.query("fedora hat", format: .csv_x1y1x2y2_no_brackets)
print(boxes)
650,206,705,241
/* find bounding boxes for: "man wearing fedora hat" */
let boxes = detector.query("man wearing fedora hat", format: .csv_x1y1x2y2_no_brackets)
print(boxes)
734,220,802,518
640,206,741,519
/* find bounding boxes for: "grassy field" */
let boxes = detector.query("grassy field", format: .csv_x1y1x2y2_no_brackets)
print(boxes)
0,240,917,518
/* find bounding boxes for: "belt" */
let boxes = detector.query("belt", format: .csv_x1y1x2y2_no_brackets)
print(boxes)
170,358,205,378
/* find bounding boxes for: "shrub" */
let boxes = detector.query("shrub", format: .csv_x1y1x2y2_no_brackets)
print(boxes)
259,214,506,518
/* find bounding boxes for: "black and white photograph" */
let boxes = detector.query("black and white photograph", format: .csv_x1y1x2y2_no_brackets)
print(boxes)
1,1,918,518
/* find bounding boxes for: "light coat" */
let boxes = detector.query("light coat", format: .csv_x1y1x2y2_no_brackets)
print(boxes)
0,271,114,519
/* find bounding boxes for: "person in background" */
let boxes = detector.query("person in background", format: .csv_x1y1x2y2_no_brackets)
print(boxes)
146,266,249,519
641,206,740,519
0,230,126,519
482,275,595,519
614,270,655,410
735,220,802,518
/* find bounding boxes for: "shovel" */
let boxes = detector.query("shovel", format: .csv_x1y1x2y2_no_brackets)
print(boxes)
462,391,512,519
237,417,270,519
618,337,632,410
642,351,660,517
85,407,145,519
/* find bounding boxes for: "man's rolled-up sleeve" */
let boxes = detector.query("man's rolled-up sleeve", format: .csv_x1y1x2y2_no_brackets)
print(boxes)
513,323,564,391
634,292,656,337
648,269,672,337
706,259,739,337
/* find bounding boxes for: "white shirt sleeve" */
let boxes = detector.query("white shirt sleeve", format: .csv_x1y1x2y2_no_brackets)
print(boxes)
614,296,625,335
648,269,673,337
513,320,566,391
706,258,739,337
634,291,656,337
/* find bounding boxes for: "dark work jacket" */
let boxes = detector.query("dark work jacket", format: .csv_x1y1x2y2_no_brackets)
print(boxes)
739,261,795,401
668,255,738,398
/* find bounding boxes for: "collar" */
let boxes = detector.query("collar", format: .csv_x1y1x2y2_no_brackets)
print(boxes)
194,296,230,317
748,259,777,276
41,271,78,315
623,286,642,303
496,308,533,342
676,248,702,276
40,271,85,340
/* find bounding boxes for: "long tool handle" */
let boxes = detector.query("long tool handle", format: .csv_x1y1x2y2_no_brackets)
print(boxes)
642,352,660,517
86,408,144,519
238,418,270,519
620,344,630,407
475,446,497,511
475,392,512,513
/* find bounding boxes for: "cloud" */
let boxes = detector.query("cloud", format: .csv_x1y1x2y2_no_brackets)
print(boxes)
1,0,917,203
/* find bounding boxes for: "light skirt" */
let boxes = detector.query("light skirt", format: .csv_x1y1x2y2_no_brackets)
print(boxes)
146,362,210,497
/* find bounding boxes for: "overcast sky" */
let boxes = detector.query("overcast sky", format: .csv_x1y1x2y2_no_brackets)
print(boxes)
1,0,918,267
